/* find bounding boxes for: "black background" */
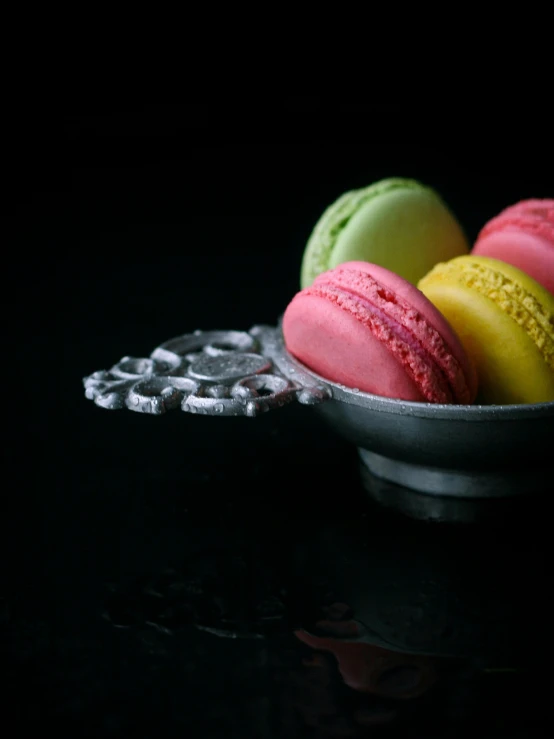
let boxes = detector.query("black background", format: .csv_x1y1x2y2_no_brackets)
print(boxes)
6,103,553,736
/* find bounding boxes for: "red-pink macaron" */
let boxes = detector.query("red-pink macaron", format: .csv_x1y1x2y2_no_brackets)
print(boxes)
472,199,554,294
282,261,477,404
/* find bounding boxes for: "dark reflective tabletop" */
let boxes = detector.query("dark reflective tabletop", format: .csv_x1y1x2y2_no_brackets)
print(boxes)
5,395,551,737
10,108,551,737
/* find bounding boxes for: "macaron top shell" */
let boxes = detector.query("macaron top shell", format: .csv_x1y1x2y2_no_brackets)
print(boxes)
477,199,554,243
300,178,469,289
472,199,554,294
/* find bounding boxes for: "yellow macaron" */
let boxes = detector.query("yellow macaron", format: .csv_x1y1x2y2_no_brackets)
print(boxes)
418,255,554,404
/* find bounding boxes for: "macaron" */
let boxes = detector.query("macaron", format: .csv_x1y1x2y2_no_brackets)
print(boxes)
300,178,470,289
471,199,554,294
418,255,554,404
283,261,477,404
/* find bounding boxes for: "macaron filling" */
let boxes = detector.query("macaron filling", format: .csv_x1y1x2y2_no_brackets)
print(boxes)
308,268,471,403
425,261,554,370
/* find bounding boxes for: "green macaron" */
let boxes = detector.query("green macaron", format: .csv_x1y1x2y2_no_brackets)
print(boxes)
300,178,470,288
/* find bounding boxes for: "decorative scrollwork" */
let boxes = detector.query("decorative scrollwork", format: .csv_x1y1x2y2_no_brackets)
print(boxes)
83,325,331,417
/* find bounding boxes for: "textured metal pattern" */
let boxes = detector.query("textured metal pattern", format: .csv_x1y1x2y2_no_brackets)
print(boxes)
83,326,331,417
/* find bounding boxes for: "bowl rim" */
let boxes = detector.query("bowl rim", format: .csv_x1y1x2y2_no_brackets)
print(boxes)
285,352,554,421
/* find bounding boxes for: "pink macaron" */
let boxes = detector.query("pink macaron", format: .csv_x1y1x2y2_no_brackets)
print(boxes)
282,261,477,404
472,199,554,294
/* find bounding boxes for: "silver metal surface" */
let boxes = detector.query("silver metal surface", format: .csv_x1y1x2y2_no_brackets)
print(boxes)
358,450,543,499
83,324,554,498
83,326,331,418
359,462,538,523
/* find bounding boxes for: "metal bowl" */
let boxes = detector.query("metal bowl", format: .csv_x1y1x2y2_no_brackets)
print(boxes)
83,324,554,500
305,366,553,498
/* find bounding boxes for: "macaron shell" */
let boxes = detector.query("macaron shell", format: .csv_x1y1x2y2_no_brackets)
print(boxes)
300,179,417,289
477,199,554,244
328,262,478,400
472,228,554,294
300,179,469,289
284,261,477,403
328,187,469,285
418,256,554,404
283,291,426,399
300,188,359,288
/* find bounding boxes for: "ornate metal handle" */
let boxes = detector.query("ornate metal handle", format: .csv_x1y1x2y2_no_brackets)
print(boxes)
83,325,331,417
